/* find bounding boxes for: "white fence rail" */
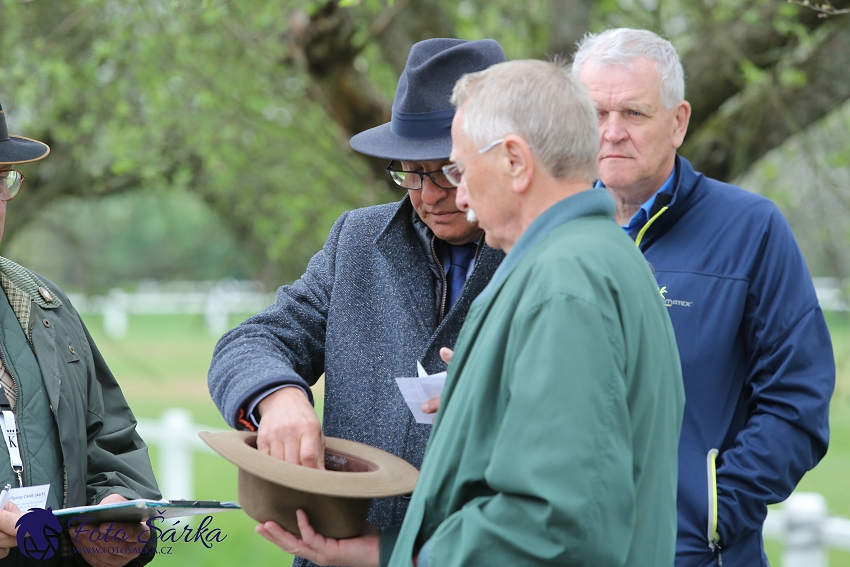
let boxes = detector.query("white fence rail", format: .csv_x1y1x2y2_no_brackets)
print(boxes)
67,277,847,341
68,279,276,338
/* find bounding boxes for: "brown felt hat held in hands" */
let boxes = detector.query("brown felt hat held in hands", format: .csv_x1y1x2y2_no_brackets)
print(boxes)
199,431,418,539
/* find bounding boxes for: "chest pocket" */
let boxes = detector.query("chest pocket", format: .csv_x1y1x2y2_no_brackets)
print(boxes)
64,342,80,363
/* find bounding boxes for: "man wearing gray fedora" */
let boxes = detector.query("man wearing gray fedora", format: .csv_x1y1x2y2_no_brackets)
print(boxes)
0,103,161,564
255,59,684,567
208,38,506,565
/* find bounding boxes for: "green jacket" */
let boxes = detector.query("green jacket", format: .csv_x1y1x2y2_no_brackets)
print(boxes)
385,190,685,567
0,257,160,565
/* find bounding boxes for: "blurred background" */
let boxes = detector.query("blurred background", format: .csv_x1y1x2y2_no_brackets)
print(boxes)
2,0,850,564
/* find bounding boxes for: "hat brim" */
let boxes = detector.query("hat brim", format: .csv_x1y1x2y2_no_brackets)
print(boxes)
0,135,50,165
199,431,418,498
350,123,453,162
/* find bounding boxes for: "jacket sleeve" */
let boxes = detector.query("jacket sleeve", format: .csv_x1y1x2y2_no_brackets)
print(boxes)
423,295,637,567
82,319,162,505
715,206,835,546
208,211,348,428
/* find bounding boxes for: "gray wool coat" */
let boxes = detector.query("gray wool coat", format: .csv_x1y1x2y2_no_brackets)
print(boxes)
208,196,504,566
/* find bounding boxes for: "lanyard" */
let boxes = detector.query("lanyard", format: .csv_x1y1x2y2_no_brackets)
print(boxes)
0,389,22,487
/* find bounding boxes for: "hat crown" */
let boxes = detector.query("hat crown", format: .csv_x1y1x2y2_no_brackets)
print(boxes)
348,38,505,161
0,103,9,142
393,38,506,116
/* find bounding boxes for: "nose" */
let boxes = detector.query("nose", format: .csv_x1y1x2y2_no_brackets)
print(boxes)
420,176,450,206
455,181,470,212
602,111,628,144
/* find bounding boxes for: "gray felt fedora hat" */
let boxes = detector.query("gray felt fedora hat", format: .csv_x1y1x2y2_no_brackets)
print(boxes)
0,103,50,165
350,38,506,162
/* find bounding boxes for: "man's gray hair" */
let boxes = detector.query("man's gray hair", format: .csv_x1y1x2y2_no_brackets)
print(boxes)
572,28,684,109
451,59,598,182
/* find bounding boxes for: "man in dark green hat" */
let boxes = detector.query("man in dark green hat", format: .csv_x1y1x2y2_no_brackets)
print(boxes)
0,103,160,566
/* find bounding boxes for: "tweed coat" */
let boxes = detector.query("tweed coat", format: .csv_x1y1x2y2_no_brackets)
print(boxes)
208,196,504,564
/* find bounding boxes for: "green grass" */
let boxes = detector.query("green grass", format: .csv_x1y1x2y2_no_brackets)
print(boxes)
85,314,301,567
761,312,850,566
80,312,850,566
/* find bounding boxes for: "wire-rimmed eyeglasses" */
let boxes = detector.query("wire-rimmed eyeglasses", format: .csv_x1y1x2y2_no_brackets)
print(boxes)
385,162,455,190
441,139,504,187
0,170,24,202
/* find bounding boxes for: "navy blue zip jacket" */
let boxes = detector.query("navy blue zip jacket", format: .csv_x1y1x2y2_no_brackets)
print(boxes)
636,156,834,567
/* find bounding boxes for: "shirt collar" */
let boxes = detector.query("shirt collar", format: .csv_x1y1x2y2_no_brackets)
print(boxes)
594,164,676,235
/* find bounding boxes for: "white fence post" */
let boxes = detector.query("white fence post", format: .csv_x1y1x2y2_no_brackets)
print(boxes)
157,408,195,500
204,285,230,337
103,288,128,339
764,492,850,566
782,493,829,567
136,408,224,501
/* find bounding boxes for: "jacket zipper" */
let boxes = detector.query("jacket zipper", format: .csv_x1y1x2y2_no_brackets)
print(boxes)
634,206,669,249
430,236,448,322
0,343,25,487
707,448,722,565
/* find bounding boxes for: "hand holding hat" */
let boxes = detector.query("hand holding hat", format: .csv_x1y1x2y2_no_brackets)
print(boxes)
199,431,417,540
257,509,380,567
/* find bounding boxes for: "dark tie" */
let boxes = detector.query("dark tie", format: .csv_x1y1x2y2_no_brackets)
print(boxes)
446,244,477,310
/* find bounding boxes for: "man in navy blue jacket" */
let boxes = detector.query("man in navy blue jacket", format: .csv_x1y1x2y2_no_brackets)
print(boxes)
574,28,835,567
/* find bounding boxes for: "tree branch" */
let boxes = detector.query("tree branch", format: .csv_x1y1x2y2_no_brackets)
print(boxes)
547,0,592,57
681,16,850,181
682,0,850,133
287,1,393,185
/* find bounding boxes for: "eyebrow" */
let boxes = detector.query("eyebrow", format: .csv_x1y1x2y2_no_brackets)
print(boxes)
612,100,654,114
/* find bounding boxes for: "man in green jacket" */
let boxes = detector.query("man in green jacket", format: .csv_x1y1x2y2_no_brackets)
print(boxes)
0,103,160,566
256,61,685,567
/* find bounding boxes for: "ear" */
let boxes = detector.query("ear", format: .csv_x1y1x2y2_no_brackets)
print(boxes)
502,135,534,195
672,100,691,149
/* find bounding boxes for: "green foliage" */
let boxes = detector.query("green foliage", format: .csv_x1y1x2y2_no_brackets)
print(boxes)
779,67,808,87
1,0,849,291
740,59,770,86
452,0,550,59
5,190,257,292
1,0,390,286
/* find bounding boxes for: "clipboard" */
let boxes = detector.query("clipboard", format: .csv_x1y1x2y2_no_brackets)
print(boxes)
53,499,241,527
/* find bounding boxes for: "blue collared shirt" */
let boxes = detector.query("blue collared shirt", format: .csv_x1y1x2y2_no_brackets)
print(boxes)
595,165,676,236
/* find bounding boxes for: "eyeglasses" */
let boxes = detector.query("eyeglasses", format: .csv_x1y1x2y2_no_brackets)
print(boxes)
0,170,24,201
442,139,504,187
386,162,455,190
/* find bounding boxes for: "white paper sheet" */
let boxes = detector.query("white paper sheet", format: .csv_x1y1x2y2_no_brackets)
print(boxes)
395,362,447,424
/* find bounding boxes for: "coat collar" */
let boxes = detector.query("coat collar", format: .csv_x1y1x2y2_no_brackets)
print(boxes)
373,195,505,349
475,188,615,305
635,155,705,251
374,196,440,334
